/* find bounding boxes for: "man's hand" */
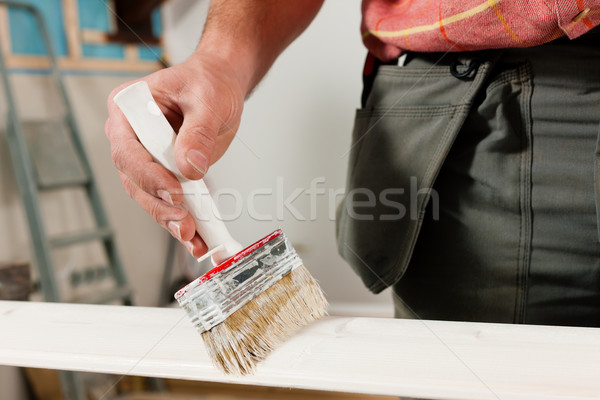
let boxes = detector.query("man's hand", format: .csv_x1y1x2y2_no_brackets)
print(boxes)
106,54,244,257
105,0,323,257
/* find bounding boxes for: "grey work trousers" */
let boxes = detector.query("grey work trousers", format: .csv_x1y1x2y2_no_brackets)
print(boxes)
337,29,600,327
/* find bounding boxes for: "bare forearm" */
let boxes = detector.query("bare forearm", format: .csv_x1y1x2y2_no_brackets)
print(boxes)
194,0,324,96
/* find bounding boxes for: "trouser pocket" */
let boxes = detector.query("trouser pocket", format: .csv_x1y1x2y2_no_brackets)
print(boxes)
336,54,497,293
393,62,535,323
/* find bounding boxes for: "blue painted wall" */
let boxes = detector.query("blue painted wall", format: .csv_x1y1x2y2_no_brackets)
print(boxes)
8,0,68,56
6,0,162,62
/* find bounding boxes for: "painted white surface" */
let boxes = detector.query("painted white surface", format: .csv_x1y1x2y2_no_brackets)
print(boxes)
1,301,600,399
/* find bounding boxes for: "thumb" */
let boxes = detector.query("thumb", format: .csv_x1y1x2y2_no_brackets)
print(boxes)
174,105,222,180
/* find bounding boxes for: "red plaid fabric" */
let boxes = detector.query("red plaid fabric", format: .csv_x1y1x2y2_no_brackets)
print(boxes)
362,0,600,60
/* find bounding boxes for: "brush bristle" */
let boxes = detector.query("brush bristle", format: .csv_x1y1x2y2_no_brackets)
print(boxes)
201,265,328,375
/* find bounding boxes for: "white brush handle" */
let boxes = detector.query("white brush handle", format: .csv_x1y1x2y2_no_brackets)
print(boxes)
113,81,243,265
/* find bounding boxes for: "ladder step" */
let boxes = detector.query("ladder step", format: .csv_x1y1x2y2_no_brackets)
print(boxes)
49,227,113,248
71,286,132,304
38,177,90,191
21,120,90,189
70,265,112,287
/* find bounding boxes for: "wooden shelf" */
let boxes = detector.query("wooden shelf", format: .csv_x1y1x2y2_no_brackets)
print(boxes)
0,301,598,399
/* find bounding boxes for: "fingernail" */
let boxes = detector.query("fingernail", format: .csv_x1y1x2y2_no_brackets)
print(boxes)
186,150,209,175
183,241,195,255
157,190,174,205
167,221,181,240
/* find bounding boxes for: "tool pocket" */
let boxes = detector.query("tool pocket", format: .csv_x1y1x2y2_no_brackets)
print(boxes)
336,56,496,293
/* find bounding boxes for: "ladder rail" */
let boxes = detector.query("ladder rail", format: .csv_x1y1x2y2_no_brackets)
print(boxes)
0,1,130,291
0,3,86,400
0,2,62,303
34,2,131,290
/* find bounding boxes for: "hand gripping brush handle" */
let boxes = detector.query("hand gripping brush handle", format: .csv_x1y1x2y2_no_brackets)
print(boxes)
113,84,327,373
113,81,243,265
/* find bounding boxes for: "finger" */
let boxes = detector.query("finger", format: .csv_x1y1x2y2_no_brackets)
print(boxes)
107,94,184,205
173,101,222,180
119,172,196,242
110,135,184,205
183,233,209,259
120,173,208,258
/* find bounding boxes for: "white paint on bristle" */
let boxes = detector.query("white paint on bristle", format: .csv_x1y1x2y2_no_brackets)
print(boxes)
202,265,328,375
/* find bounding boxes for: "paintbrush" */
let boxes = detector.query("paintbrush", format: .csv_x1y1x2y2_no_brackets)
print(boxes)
114,82,327,375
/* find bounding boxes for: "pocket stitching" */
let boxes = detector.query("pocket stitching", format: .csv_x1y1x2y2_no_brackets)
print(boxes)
357,106,457,119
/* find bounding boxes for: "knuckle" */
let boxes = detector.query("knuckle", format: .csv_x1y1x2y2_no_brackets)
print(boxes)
136,171,154,192
149,200,162,222
188,125,217,149
120,174,136,199
110,142,126,171
190,123,216,139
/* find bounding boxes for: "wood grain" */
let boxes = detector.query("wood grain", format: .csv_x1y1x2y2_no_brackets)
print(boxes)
0,301,598,399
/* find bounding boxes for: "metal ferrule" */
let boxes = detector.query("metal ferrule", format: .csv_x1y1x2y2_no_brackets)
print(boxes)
175,231,302,334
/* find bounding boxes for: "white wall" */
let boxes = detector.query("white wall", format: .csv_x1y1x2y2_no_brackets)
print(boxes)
163,0,392,315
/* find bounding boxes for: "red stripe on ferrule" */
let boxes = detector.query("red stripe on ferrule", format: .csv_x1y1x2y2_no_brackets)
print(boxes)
174,229,283,299
199,229,283,283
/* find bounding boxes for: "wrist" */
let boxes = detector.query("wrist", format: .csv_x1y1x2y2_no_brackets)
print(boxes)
191,37,259,97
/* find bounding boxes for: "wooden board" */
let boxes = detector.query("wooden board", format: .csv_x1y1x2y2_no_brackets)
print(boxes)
0,301,599,399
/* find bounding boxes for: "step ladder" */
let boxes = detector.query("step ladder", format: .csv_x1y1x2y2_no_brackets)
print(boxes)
0,2,139,399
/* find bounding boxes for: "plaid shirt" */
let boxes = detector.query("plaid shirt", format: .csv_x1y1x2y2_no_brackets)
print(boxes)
362,0,600,60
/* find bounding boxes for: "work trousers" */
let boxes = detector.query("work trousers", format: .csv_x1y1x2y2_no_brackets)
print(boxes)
337,29,600,326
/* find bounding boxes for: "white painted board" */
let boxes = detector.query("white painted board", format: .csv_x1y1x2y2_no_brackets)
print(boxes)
0,301,599,399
